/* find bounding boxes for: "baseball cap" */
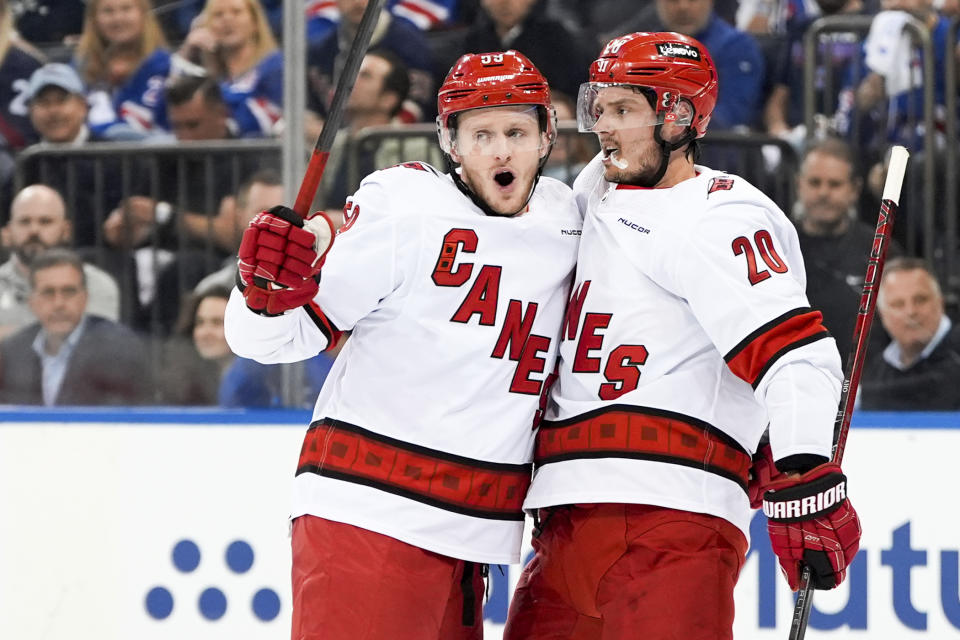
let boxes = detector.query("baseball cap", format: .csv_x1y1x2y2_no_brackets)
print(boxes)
26,63,86,102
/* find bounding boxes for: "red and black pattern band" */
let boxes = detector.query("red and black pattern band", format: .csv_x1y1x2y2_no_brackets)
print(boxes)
303,299,342,351
724,307,831,389
535,406,751,492
296,418,530,521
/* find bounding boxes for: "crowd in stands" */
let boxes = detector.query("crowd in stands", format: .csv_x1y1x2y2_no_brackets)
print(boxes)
0,0,957,409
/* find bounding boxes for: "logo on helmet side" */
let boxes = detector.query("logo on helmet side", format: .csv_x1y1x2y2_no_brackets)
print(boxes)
656,43,701,60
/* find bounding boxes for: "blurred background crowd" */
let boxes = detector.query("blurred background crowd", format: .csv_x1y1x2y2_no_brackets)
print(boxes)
0,0,957,410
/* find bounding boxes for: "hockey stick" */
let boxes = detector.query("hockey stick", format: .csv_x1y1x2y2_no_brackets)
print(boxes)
788,145,910,640
292,0,389,217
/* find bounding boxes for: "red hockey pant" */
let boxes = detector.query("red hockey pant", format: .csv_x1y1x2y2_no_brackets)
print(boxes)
503,503,748,640
291,515,484,640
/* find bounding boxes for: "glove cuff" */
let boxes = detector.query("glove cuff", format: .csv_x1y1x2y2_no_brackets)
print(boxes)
763,468,847,523
303,212,336,264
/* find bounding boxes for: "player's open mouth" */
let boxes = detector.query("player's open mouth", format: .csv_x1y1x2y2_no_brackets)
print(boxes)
494,169,515,188
602,146,628,169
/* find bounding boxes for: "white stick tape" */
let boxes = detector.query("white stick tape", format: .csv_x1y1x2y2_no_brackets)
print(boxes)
882,145,910,205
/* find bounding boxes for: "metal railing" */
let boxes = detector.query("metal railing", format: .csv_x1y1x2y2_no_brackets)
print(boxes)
14,138,285,404
345,124,799,212
13,128,802,333
11,107,952,404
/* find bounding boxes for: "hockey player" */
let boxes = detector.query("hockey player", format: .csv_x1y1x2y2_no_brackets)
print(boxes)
503,32,862,639
224,50,580,639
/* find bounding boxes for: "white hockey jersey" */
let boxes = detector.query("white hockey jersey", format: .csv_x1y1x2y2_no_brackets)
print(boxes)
523,156,843,539
225,162,581,563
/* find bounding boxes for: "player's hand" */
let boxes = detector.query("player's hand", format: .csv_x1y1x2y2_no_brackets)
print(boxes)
237,205,335,316
763,462,861,591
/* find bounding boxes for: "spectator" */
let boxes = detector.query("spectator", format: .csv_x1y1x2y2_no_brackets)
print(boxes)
317,49,431,210
646,0,767,130
177,0,283,137
12,63,125,247
0,185,120,340
158,286,234,405
860,257,960,410
166,0,284,42
792,138,900,364
0,0,43,155
164,73,234,142
74,0,173,139
25,63,90,145
102,75,253,252
438,0,594,103
162,286,335,406
0,248,152,405
306,0,435,131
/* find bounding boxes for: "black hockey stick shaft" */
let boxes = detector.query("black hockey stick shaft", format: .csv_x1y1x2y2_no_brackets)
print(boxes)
788,145,909,639
293,0,388,217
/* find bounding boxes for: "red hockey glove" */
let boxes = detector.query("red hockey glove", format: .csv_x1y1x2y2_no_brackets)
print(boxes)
237,205,335,316
763,462,861,591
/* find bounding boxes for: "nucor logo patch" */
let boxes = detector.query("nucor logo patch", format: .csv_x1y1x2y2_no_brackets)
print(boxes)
657,43,701,60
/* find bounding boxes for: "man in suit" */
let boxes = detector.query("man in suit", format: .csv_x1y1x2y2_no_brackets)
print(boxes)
0,185,121,340
0,248,152,406
861,257,960,410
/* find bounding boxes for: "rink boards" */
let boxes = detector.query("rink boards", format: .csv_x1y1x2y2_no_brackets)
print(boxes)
0,409,958,639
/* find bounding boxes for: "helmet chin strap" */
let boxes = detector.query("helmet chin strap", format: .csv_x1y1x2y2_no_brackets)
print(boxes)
631,124,696,188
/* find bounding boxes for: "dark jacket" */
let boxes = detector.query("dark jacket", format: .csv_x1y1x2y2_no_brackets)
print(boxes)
0,315,153,405
860,325,960,411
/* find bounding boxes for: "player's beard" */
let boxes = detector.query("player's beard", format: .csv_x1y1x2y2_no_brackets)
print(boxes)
605,138,664,187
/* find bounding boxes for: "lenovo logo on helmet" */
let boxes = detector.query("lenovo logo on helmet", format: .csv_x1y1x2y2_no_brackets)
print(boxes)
656,43,701,60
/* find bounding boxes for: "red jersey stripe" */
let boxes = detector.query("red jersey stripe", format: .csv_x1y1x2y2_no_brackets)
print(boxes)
724,308,830,388
535,407,751,491
297,419,530,520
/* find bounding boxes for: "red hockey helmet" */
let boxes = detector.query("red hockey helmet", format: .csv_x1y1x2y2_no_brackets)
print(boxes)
436,50,557,156
577,32,718,139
